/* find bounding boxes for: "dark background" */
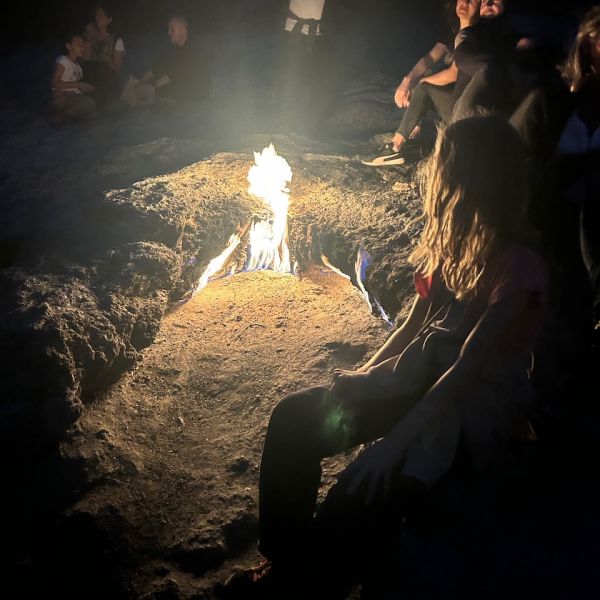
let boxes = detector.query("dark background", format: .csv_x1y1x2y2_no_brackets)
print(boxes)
4,1,598,44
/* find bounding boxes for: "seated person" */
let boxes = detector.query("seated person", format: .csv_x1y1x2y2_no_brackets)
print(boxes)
366,0,522,167
363,0,478,166
82,6,125,108
122,16,210,106
225,116,549,598
51,34,96,122
557,6,600,331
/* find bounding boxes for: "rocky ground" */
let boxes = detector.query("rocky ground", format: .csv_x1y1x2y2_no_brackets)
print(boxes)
1,44,426,596
2,11,599,596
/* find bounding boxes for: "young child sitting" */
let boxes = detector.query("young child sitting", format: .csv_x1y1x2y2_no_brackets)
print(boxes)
51,34,96,122
224,116,549,599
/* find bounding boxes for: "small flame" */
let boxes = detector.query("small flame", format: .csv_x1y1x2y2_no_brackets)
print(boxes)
321,254,351,281
355,245,394,329
192,234,241,296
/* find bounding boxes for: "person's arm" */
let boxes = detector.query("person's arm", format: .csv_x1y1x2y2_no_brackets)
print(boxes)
111,38,126,71
360,294,429,371
396,289,533,443
343,289,534,500
395,42,450,108
154,74,171,89
51,62,94,93
329,294,429,401
420,62,458,87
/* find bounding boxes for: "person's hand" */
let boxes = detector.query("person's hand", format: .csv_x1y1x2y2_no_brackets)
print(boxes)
331,369,370,399
77,82,95,94
344,435,406,504
465,0,481,26
394,77,412,108
516,37,534,50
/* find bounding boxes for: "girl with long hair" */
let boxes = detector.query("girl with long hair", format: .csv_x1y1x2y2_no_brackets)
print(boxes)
224,116,548,599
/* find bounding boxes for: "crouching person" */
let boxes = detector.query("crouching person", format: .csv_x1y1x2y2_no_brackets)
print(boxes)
224,116,548,599
52,34,96,122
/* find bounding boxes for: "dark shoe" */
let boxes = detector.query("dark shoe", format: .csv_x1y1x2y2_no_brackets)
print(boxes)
362,138,426,167
361,149,406,167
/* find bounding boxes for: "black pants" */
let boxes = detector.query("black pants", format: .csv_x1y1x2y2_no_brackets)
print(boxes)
274,31,334,133
396,81,457,138
82,60,120,109
258,386,424,596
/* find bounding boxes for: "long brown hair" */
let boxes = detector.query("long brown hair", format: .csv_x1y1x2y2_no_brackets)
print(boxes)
409,116,528,300
563,6,600,93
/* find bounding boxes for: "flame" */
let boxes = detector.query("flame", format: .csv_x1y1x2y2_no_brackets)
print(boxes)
192,145,294,296
355,246,394,329
321,254,351,281
245,144,293,273
192,234,241,296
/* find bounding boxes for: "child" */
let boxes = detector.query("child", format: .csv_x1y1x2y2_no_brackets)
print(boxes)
225,116,548,599
51,34,96,122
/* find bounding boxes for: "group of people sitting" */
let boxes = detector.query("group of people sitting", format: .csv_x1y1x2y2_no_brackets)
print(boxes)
51,6,210,122
363,0,559,166
222,2,600,598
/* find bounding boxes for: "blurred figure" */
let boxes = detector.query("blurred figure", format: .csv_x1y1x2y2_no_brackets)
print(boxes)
82,6,125,108
51,33,96,122
121,16,210,107
558,6,600,330
275,0,332,133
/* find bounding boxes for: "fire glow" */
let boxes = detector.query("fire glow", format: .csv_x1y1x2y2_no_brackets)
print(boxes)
191,145,393,329
193,144,294,296
322,248,394,329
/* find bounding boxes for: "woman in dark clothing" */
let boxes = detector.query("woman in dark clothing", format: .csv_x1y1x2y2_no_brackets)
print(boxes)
82,6,125,108
557,6,600,327
365,0,521,167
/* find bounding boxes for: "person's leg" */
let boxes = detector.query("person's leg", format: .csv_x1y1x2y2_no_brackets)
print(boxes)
395,82,456,148
62,94,96,119
311,461,427,598
259,385,414,564
258,386,357,562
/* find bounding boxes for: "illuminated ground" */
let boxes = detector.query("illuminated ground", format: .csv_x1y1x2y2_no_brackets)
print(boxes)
56,267,388,598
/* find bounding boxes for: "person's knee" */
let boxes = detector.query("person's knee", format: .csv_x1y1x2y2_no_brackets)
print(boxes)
270,387,325,426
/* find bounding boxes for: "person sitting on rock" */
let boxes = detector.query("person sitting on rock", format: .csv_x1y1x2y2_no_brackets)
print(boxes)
51,33,96,122
82,5,126,108
365,0,524,167
121,16,210,107
224,116,549,598
362,0,475,166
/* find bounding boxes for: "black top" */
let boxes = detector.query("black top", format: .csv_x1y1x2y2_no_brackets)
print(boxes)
453,14,519,78
153,38,211,103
